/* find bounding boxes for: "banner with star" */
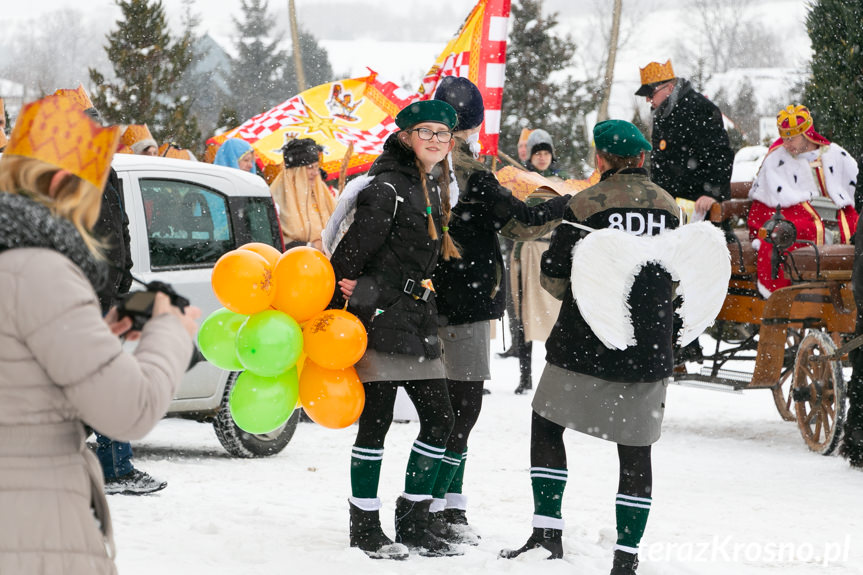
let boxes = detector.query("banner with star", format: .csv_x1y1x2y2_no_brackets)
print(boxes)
416,0,511,157
205,70,418,183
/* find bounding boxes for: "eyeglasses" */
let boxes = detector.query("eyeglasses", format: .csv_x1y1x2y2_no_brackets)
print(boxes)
647,82,672,99
408,127,453,143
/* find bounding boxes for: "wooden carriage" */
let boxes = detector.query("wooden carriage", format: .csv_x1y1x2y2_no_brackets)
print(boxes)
674,182,856,455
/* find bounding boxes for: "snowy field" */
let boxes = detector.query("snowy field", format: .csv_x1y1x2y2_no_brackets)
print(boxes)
107,336,862,575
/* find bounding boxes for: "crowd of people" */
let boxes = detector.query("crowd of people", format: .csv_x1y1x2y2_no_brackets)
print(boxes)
0,56,861,575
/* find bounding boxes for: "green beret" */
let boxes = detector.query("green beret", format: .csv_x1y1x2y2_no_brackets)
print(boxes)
593,119,652,157
395,100,458,131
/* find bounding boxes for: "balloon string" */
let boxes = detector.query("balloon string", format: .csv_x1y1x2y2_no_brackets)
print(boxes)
343,299,349,310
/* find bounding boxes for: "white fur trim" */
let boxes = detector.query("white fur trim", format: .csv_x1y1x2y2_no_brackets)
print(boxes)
349,497,382,511
445,493,468,510
401,492,433,502
532,514,565,530
569,222,731,349
751,238,761,251
430,498,447,513
756,279,773,299
750,144,857,209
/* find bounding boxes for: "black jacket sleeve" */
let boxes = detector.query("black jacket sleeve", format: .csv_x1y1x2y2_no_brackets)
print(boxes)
93,168,133,314
328,181,396,307
464,171,569,230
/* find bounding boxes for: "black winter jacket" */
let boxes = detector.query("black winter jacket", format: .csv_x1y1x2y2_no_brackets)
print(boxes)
650,78,733,203
433,142,569,326
329,134,445,359
541,168,680,383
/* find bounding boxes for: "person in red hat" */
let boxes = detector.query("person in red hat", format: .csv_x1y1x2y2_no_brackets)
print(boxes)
747,104,859,296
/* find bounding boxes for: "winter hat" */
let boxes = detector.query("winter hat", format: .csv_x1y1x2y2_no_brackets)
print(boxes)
282,137,322,168
433,76,484,131
214,138,256,174
527,128,554,159
593,119,652,157
635,60,676,96
395,100,458,131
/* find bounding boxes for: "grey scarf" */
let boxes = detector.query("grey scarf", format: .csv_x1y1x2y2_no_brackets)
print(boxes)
0,192,106,290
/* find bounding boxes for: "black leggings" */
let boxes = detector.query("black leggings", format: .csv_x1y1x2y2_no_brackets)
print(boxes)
444,380,484,454
354,379,454,449
530,411,653,498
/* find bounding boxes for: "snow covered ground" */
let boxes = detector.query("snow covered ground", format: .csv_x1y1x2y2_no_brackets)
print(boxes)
107,336,862,575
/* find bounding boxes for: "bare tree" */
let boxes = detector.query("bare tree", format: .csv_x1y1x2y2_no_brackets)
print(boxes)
0,9,109,101
675,0,784,74
596,0,622,122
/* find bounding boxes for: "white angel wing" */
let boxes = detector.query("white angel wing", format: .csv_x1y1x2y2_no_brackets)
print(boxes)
570,222,730,350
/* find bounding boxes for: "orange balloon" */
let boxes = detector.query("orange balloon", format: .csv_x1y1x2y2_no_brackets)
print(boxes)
303,309,368,369
211,250,275,315
272,246,336,323
239,242,281,268
298,361,365,429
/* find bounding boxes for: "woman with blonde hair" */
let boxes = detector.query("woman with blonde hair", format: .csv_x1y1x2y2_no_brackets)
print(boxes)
270,137,336,250
0,95,200,574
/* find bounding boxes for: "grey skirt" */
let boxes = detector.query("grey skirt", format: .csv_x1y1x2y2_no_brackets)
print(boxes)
439,321,491,382
532,363,669,446
354,348,445,383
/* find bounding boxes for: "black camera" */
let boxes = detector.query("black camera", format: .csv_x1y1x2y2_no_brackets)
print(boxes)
117,280,190,331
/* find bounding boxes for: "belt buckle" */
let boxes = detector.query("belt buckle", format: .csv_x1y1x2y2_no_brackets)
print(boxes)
403,278,415,295
419,286,431,301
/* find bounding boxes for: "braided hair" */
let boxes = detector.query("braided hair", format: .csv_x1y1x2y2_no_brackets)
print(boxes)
412,154,460,261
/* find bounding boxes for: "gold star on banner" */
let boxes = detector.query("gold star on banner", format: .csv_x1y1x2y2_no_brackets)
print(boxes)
291,99,341,140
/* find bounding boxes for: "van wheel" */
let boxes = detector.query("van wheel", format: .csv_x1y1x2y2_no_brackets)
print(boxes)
213,372,300,458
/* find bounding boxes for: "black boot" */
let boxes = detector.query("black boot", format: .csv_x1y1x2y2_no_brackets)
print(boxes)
499,527,563,559
349,502,409,560
394,497,463,556
610,550,639,574
840,376,863,468
430,510,479,546
515,341,532,394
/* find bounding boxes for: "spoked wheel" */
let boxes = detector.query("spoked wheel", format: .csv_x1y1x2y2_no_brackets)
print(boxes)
792,331,846,455
772,328,803,421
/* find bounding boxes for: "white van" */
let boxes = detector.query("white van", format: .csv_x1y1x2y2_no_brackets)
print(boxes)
112,154,299,458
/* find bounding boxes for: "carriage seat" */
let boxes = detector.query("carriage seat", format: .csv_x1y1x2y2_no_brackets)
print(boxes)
788,244,855,281
726,228,757,276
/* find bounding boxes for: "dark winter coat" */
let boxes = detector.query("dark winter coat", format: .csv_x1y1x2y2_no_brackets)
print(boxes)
92,168,133,314
433,142,569,326
541,168,680,382
329,134,445,359
649,78,733,203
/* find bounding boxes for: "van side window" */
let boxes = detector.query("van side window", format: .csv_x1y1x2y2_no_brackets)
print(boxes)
141,179,234,269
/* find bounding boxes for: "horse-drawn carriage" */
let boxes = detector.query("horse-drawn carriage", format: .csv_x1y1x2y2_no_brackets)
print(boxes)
674,182,856,455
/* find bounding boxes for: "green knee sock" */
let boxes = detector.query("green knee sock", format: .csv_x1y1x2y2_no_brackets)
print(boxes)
431,450,463,499
350,445,383,499
404,440,445,495
530,466,567,519
447,450,468,494
615,493,651,553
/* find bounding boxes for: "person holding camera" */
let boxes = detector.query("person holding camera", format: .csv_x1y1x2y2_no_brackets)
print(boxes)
0,95,200,574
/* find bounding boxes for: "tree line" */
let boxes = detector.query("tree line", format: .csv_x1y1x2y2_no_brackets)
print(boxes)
1,0,860,168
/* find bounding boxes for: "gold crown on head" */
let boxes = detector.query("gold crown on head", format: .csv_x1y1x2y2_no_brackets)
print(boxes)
158,142,196,160
639,60,675,86
4,95,120,191
53,84,95,113
121,124,155,148
777,105,813,138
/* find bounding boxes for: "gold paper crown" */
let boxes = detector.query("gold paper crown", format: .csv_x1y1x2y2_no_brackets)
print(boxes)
4,95,120,191
518,128,533,145
54,84,94,113
777,105,813,138
121,124,155,148
158,142,196,160
639,60,675,86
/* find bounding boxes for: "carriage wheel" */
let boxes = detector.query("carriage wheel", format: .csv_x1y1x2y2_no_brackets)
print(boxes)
772,329,803,421
792,331,846,455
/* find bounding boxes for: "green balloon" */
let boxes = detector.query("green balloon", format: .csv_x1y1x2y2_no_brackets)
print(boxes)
235,310,303,376
229,368,299,434
197,307,246,371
